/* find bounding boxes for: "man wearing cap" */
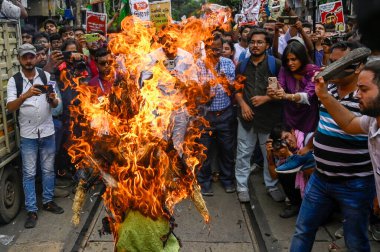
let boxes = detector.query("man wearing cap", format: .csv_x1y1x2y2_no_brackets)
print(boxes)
6,43,64,229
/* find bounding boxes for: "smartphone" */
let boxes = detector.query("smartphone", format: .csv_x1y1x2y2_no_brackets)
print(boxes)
268,77,278,89
61,51,72,61
278,16,298,25
34,84,54,94
84,33,100,43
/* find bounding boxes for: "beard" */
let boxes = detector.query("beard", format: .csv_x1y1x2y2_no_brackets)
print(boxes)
360,93,380,117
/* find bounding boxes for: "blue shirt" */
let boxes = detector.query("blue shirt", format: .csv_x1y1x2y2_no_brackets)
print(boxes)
197,57,235,111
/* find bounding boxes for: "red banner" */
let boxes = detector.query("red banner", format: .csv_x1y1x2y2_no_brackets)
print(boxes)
86,11,107,34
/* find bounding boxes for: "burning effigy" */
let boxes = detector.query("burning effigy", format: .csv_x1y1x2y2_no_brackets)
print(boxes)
64,13,239,251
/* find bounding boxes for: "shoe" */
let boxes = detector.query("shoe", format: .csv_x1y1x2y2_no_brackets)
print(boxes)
54,187,70,198
238,191,250,203
369,223,380,241
267,186,285,202
24,212,38,229
275,151,315,174
334,226,344,239
279,204,299,218
42,201,64,214
201,187,214,197
55,178,74,188
224,185,236,193
301,158,316,171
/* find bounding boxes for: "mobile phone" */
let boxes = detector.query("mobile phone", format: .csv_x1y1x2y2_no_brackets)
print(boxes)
61,51,72,61
84,33,100,43
34,84,54,94
278,16,298,25
268,77,278,89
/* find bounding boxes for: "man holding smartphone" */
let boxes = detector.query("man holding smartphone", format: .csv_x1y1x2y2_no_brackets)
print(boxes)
234,29,283,203
6,43,63,229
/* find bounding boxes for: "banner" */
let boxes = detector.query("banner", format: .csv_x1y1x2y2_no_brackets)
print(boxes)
202,4,231,27
319,0,345,32
86,11,107,35
267,0,285,20
129,0,150,21
240,0,261,25
149,0,171,29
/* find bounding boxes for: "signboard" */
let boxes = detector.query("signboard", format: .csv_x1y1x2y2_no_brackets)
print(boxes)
241,0,261,24
202,4,231,27
319,0,345,32
129,0,150,21
149,0,171,29
86,11,107,34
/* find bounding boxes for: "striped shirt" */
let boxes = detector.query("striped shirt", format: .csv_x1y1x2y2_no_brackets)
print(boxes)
314,84,372,177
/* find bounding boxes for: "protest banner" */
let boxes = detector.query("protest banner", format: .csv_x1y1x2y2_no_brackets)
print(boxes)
240,0,261,25
129,0,150,21
149,0,171,29
86,11,107,34
319,0,345,32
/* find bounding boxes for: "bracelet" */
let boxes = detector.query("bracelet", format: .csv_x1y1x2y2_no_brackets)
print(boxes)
291,94,296,102
19,94,25,102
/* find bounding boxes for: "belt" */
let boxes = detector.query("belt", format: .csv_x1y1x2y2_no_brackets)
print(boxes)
315,170,366,183
208,106,231,117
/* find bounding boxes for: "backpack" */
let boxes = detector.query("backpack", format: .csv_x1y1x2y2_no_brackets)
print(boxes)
238,54,278,76
13,68,47,98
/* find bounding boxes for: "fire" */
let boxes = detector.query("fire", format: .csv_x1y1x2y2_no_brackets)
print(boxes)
65,15,240,246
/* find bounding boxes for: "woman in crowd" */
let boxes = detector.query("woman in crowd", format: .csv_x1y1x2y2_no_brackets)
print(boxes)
221,40,235,62
267,40,320,134
266,123,314,218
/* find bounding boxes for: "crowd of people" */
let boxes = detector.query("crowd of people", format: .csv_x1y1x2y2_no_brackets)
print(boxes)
3,0,380,251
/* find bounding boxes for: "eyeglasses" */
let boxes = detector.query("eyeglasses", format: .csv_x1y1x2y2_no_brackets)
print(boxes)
98,60,113,66
249,40,266,46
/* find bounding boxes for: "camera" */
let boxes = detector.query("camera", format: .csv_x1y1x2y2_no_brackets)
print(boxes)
278,16,298,25
272,139,288,150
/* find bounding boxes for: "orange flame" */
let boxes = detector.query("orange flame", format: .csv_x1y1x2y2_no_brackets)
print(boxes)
64,16,241,242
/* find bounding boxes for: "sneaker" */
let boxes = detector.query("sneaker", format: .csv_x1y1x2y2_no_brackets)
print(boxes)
42,201,64,214
279,204,299,218
369,223,380,241
275,151,315,174
55,178,74,188
301,158,316,171
267,186,285,202
24,212,38,229
224,185,236,193
201,187,214,197
54,187,70,198
238,191,250,203
334,226,344,239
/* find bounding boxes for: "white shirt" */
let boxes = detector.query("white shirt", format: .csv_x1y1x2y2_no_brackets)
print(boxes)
234,43,247,65
0,0,20,19
360,115,380,204
7,69,54,139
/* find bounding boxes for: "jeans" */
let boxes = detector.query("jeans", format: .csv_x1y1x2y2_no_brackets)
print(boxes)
21,134,56,212
290,172,375,252
235,118,277,192
197,106,236,190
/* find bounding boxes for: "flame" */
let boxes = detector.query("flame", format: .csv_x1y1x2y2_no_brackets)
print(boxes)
64,15,241,243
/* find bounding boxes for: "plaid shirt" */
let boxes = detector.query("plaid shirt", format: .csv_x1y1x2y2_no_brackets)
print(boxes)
197,57,235,111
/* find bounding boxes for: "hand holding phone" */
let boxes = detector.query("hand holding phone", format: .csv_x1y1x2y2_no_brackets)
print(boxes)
268,77,278,89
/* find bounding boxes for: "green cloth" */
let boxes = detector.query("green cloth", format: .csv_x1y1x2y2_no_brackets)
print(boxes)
116,210,180,252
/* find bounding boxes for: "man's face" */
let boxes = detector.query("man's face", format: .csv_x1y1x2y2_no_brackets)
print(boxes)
208,38,223,60
45,23,57,34
22,33,33,44
51,39,63,51
326,15,337,25
263,23,275,35
356,70,380,117
74,30,84,41
96,54,112,76
19,53,37,71
240,27,251,41
35,37,50,52
315,24,326,36
329,48,357,85
62,30,75,41
36,49,47,67
248,34,268,57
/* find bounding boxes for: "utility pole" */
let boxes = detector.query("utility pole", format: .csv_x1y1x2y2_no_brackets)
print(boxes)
76,0,83,26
